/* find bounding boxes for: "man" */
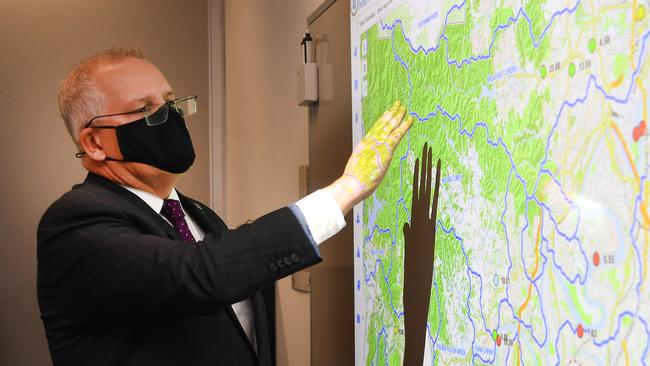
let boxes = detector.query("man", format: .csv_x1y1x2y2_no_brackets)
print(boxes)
37,47,412,366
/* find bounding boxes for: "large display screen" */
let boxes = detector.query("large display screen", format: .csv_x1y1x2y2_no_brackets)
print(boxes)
351,0,650,364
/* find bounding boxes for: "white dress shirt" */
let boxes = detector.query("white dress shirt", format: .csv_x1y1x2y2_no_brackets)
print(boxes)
122,185,346,353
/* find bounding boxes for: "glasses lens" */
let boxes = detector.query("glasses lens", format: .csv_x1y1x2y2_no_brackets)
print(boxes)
173,96,198,117
144,103,170,126
142,96,197,126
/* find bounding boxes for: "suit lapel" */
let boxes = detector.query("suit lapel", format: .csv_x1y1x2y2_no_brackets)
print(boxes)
84,176,267,361
177,194,224,235
84,173,181,241
224,303,260,358
253,292,271,365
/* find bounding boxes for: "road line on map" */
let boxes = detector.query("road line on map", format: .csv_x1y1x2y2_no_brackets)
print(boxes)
570,121,608,184
632,0,637,70
514,207,543,366
610,121,650,228
519,207,544,316
366,3,650,363
610,74,624,89
638,79,649,293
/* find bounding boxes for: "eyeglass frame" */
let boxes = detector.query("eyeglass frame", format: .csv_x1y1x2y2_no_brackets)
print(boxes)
83,95,198,129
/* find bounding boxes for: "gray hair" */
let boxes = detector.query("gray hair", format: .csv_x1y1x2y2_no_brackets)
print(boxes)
57,47,145,147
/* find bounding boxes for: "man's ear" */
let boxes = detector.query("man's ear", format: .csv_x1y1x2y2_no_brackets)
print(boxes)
78,128,106,161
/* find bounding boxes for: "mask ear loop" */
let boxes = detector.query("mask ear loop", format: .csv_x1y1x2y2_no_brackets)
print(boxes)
75,124,119,159
74,151,122,162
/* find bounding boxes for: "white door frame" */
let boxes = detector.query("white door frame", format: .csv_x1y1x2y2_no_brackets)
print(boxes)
208,0,226,215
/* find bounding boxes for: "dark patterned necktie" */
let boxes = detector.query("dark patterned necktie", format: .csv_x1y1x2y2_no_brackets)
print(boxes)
160,199,196,242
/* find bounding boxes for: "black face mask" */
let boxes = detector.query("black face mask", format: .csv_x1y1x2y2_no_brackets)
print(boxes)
102,108,195,174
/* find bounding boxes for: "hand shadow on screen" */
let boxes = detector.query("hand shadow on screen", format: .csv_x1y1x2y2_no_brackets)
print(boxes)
403,143,441,366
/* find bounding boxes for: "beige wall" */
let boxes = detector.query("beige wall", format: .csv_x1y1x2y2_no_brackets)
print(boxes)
224,1,322,365
0,0,328,364
0,1,209,364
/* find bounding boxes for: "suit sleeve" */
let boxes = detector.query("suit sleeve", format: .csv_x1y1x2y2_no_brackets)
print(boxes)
37,192,321,324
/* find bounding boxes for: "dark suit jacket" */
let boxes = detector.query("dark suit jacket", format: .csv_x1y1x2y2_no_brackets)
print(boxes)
37,173,322,366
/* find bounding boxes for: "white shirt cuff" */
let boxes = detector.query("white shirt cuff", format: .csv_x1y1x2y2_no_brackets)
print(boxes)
294,189,346,245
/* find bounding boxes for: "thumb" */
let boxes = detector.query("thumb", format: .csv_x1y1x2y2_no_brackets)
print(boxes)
403,221,410,237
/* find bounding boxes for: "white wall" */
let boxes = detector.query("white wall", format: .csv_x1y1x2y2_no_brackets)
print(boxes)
224,1,323,365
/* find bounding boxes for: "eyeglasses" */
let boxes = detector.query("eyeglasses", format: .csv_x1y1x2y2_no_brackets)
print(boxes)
84,95,198,128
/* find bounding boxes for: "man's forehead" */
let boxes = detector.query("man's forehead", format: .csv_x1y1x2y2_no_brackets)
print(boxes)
94,58,173,106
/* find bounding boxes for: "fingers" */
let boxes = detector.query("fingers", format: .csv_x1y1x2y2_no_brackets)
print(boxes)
424,144,433,214
383,105,407,133
387,112,413,147
367,100,414,151
419,144,428,206
370,100,402,134
403,221,410,237
411,156,420,205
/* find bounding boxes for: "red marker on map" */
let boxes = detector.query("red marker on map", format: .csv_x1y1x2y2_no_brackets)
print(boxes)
577,324,584,338
633,120,647,142
593,252,600,267
496,335,502,347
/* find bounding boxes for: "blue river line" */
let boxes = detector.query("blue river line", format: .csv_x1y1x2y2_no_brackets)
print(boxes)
360,0,650,364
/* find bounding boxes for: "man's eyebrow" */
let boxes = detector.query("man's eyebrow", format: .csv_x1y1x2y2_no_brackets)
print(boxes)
133,90,176,106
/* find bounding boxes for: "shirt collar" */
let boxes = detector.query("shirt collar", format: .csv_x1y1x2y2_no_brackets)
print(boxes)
121,185,181,214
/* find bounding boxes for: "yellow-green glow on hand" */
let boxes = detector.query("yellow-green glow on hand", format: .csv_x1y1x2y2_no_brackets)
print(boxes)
343,100,414,197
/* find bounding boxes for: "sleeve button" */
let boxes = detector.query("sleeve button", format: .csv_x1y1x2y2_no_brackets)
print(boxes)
291,253,300,263
283,257,293,266
269,262,278,272
277,259,286,269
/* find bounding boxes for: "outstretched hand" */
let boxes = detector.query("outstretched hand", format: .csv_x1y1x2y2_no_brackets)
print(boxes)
325,100,413,214
403,143,440,245
403,143,441,366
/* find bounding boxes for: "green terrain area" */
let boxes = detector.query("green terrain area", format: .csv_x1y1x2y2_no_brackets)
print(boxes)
361,0,555,363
